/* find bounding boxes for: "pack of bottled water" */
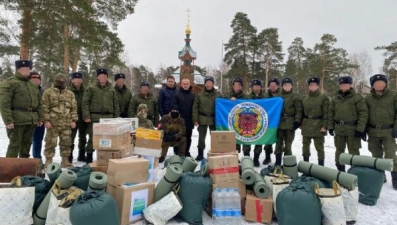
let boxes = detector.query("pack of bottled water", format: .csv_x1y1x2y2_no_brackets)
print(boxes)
212,187,242,225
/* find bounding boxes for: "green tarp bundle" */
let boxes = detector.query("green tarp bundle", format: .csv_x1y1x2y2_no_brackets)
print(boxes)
339,153,394,171
276,183,322,225
177,172,212,225
348,166,384,206
290,175,331,191
260,165,276,177
70,191,120,225
283,155,299,179
241,156,256,185
70,165,93,191
298,161,358,190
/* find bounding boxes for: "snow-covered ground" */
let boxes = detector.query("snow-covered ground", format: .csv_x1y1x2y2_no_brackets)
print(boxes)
1,121,396,225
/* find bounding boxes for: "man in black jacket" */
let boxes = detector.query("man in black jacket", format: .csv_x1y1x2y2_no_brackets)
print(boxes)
173,78,195,157
158,75,177,117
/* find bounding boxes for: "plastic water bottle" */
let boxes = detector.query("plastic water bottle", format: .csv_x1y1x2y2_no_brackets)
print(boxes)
224,188,234,224
212,188,221,225
232,188,242,225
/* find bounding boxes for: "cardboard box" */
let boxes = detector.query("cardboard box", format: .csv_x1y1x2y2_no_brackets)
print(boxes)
207,150,238,157
134,137,162,157
93,132,131,150
97,147,135,166
107,158,149,186
135,127,163,140
212,179,246,198
138,155,159,182
93,121,131,135
245,193,273,224
100,118,139,133
208,155,239,184
210,131,236,153
89,161,108,174
107,182,155,225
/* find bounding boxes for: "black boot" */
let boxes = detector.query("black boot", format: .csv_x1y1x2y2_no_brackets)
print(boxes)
303,157,309,162
391,172,397,190
85,153,93,164
253,153,260,167
275,154,282,166
185,151,191,157
243,151,250,156
68,153,73,163
195,148,204,161
318,159,324,166
77,149,86,162
262,153,272,165
336,164,345,172
173,147,179,155
384,172,387,183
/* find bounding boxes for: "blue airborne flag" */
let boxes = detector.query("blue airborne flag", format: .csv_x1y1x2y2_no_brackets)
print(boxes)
215,98,283,145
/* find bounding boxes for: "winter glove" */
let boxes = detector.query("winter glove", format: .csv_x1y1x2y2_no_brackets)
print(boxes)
120,111,128,118
164,134,176,142
293,122,301,131
393,130,397,139
361,132,367,142
328,129,335,136
354,130,363,138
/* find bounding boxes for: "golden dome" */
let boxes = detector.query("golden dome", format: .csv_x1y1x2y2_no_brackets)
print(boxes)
185,25,191,35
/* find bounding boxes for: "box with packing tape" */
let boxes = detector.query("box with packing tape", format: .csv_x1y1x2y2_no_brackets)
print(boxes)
134,128,163,157
93,121,131,135
96,145,134,166
88,161,108,174
100,117,139,133
93,132,131,150
138,155,159,182
207,150,238,158
210,131,236,153
107,158,149,186
208,155,239,184
245,192,273,224
106,182,155,225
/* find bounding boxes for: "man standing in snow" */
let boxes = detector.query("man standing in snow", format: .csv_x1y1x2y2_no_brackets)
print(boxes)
128,81,159,126
114,73,131,118
364,74,397,190
158,75,177,117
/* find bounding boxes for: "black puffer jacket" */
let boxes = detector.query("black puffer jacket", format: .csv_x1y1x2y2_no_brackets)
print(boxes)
158,86,177,116
173,86,195,130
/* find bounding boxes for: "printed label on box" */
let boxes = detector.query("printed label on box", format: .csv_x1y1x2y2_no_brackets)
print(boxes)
99,139,112,148
130,188,148,221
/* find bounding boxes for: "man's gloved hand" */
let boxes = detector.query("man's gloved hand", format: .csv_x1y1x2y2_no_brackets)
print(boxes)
293,122,301,131
354,130,363,138
393,130,397,139
361,132,367,142
328,129,335,136
164,134,176,142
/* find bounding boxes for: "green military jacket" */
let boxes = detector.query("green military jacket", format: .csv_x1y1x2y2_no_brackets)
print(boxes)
128,92,159,125
69,84,84,120
301,90,330,137
192,88,221,125
245,90,266,99
138,117,154,129
160,114,186,139
365,88,397,137
0,73,44,126
42,86,78,126
279,90,302,130
264,89,281,98
82,81,119,123
114,85,131,117
224,90,246,99
328,88,368,136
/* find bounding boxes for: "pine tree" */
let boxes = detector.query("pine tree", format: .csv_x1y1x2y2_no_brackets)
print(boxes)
375,42,397,89
285,37,306,94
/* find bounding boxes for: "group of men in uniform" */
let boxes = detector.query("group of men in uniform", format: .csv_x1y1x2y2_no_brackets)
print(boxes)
1,59,397,190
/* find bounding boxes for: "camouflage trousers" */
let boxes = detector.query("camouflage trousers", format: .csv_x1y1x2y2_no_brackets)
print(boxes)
368,135,397,172
302,136,325,160
71,120,87,153
6,125,36,158
162,137,187,157
44,125,72,158
275,129,295,155
334,135,361,164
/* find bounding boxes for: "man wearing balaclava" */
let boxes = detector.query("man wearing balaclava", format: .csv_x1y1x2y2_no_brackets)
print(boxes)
42,74,78,168
158,105,187,163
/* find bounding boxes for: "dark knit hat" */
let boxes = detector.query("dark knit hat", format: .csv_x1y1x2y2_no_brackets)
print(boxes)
15,60,33,70
307,76,321,85
140,81,150,88
281,77,294,86
251,79,263,87
114,73,126,81
370,74,388,87
96,68,108,76
338,76,353,85
70,72,83,79
268,77,280,86
172,105,179,111
232,77,243,86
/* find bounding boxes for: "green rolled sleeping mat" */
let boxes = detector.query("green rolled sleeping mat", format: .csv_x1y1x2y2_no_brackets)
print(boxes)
164,155,183,167
348,166,384,206
69,165,93,191
253,172,271,199
10,175,50,215
283,155,299,179
276,183,322,225
46,162,62,186
339,153,394,171
154,164,183,202
33,169,77,225
290,174,331,190
87,172,108,191
177,172,212,225
298,161,358,190
70,191,120,225
182,157,198,172
241,156,256,185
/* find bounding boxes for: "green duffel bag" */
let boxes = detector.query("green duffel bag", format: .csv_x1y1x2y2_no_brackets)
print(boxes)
70,191,120,225
70,165,93,191
10,175,50,215
290,174,331,191
276,183,322,225
348,166,384,206
177,172,212,225
260,164,276,177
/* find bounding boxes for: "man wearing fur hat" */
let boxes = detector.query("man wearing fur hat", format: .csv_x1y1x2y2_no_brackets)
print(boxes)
158,105,186,163
128,81,159,126
328,76,368,172
137,104,154,129
82,68,120,164
364,74,397,190
114,73,131,118
301,76,330,165
0,60,44,158
42,74,78,168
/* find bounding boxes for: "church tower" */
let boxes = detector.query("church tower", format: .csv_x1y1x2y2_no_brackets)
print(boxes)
178,9,197,84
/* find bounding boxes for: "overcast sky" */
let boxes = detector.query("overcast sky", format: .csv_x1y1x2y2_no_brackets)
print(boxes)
118,0,397,75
